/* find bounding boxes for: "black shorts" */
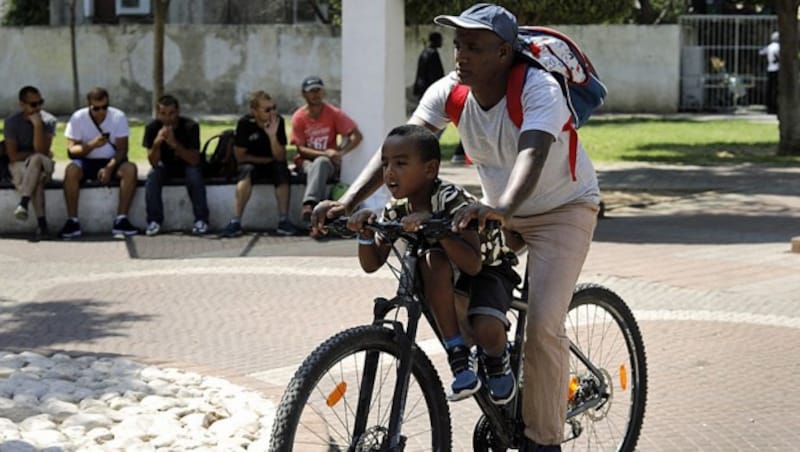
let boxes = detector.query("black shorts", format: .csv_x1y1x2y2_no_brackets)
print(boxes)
72,158,128,183
237,161,290,185
455,260,521,328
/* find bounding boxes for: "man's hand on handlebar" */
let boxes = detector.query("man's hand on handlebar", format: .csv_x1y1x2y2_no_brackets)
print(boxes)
310,200,347,237
452,203,509,233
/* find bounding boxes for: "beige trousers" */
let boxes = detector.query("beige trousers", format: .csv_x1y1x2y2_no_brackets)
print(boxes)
508,202,599,446
10,154,55,218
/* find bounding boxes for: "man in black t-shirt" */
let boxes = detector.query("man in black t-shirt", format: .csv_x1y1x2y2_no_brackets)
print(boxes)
143,94,209,236
220,90,300,237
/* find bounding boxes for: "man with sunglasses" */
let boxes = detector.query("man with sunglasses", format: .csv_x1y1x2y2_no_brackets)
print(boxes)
4,86,57,239
220,90,300,237
62,87,139,238
290,75,362,224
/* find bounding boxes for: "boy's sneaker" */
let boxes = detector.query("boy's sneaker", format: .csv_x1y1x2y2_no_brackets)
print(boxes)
482,348,516,405
220,220,243,238
60,219,82,239
145,221,161,236
276,219,300,236
192,220,209,235
446,345,481,401
14,204,28,221
112,217,139,236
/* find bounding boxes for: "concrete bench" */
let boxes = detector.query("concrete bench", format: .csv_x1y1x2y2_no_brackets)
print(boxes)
0,172,328,235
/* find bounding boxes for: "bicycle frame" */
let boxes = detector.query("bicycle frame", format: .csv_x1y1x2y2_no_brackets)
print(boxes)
345,221,613,451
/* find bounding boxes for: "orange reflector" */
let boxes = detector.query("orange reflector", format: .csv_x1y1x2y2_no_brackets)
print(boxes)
326,382,347,407
619,365,628,391
567,375,579,401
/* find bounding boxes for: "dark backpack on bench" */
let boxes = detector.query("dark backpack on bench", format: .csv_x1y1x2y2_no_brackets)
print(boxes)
202,129,237,180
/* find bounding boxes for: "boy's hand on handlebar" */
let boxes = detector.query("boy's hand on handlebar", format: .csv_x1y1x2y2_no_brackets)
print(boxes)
311,200,346,237
347,208,377,234
453,203,508,232
400,212,432,232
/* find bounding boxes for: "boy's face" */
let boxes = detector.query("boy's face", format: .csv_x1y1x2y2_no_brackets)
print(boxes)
381,138,438,200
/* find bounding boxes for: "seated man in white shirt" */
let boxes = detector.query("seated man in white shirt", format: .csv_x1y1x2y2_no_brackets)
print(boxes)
60,87,139,238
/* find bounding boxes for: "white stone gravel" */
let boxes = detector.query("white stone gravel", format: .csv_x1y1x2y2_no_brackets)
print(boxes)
0,351,274,451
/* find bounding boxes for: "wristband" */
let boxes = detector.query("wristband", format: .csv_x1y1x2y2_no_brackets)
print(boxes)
357,235,375,246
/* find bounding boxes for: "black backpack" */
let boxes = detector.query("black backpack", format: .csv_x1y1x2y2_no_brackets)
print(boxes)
202,129,237,180
0,140,9,183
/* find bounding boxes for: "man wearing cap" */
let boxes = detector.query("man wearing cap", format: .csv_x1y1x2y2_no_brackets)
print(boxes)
290,76,362,223
312,4,601,451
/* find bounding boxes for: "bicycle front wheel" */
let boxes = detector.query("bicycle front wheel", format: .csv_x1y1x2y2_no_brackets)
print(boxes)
269,324,452,451
565,283,648,452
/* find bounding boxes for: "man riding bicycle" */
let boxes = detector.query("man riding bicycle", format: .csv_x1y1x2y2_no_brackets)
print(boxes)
313,3,601,451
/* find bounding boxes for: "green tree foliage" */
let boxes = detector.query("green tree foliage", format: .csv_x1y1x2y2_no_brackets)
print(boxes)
2,0,49,26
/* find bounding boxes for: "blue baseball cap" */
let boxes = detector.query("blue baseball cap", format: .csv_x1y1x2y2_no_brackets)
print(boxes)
434,3,519,47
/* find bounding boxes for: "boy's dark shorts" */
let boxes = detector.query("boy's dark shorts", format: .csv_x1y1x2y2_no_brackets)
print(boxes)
237,161,290,185
71,158,129,183
455,259,521,328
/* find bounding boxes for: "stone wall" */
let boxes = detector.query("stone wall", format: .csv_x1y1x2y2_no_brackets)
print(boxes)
0,24,680,116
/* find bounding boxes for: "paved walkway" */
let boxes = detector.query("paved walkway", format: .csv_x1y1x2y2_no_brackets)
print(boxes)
0,160,799,450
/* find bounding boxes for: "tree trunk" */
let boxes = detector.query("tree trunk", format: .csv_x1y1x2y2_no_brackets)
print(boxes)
69,0,79,109
152,0,170,117
776,0,800,156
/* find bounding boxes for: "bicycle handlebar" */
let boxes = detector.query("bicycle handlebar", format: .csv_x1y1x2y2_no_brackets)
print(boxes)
329,216,498,244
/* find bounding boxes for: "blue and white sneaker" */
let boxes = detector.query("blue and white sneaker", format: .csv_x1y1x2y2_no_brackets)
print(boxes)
482,348,516,405
446,345,481,401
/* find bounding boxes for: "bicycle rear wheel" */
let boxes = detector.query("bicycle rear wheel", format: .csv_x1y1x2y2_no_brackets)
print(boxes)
269,324,452,451
564,283,647,452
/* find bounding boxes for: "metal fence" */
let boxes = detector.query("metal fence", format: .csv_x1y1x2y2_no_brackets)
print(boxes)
679,14,777,112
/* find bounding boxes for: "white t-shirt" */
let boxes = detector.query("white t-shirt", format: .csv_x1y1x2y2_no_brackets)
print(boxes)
64,106,129,160
759,42,779,72
413,68,600,217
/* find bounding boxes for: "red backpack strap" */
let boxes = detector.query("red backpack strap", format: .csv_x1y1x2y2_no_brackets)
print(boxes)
510,63,577,181
562,120,578,181
506,63,527,128
445,84,470,126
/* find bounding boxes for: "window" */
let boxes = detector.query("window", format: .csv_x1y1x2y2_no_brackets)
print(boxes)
116,0,150,15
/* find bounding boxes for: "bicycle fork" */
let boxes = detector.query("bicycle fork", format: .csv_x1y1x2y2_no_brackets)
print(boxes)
348,296,421,452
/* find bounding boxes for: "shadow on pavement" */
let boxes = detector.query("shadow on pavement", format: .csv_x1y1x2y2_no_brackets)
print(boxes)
0,299,154,349
126,233,356,260
595,213,799,245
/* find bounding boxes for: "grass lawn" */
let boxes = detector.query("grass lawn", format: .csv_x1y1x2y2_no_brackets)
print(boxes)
2,116,798,166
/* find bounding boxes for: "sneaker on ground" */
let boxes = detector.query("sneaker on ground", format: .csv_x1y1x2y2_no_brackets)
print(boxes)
276,219,301,236
34,226,50,242
220,220,243,238
14,204,28,221
112,217,139,236
446,345,481,401
60,219,82,239
192,220,209,235
482,348,516,405
145,221,161,236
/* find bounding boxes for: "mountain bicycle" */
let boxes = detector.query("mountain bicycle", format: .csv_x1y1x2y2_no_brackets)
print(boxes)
269,218,647,451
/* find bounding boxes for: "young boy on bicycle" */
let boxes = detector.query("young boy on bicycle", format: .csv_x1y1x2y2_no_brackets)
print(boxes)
347,124,520,404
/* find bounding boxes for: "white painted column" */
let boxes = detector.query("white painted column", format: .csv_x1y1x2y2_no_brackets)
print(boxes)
340,0,405,211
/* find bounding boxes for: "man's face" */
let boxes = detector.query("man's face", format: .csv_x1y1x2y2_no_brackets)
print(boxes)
19,92,44,118
251,98,277,125
453,28,509,86
88,97,110,123
302,87,325,107
157,104,179,127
